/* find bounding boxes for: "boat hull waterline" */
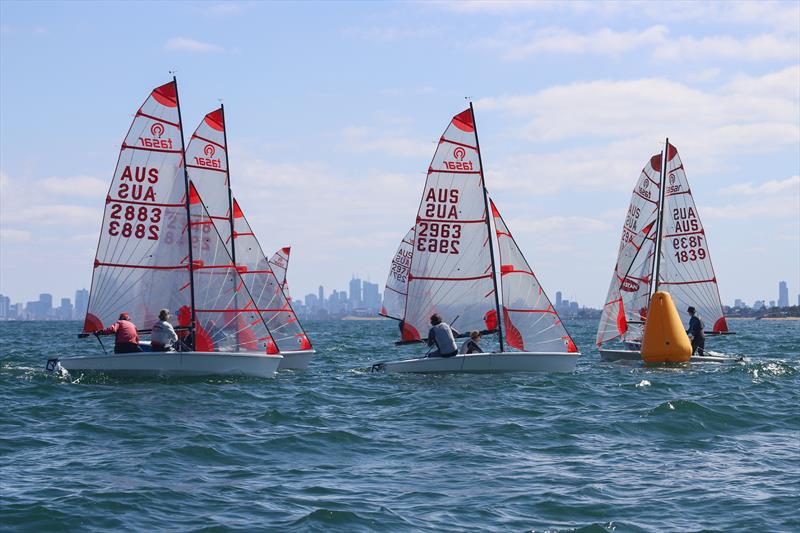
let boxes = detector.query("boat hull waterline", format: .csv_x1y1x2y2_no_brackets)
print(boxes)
599,349,740,364
372,352,579,374
276,350,315,371
50,352,283,378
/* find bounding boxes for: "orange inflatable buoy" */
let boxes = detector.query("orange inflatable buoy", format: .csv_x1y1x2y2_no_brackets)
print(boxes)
641,291,692,364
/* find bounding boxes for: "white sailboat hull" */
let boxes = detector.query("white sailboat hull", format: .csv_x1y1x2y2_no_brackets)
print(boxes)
277,350,315,370
51,352,283,378
373,352,579,374
599,348,739,364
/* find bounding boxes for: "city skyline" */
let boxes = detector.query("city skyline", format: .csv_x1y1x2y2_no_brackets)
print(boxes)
1,2,798,308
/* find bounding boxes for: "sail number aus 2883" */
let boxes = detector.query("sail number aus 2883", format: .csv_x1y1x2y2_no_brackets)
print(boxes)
417,222,461,254
108,203,161,240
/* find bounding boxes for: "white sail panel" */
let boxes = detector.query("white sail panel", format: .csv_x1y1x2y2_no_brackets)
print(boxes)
659,143,729,333
381,228,414,320
491,201,578,353
232,199,312,352
269,247,292,301
84,81,191,333
183,184,281,353
596,153,662,347
185,108,232,246
402,108,495,341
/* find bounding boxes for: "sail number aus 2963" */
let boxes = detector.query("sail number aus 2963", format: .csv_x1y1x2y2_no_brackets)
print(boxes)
417,222,461,254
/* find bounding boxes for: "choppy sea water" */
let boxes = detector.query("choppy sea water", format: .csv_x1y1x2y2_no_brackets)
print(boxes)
1,318,798,532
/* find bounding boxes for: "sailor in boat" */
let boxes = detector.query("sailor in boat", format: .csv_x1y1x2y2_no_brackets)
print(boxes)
458,331,483,355
151,309,178,352
426,314,459,358
98,312,142,354
685,306,705,356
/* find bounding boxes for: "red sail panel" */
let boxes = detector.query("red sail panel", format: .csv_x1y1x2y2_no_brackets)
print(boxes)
381,227,414,320
84,81,191,333
232,199,313,352
491,200,577,353
596,154,662,347
659,143,728,333
402,108,495,341
269,247,292,301
189,183,279,353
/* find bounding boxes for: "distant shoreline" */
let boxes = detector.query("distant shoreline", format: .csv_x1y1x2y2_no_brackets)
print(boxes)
728,316,800,321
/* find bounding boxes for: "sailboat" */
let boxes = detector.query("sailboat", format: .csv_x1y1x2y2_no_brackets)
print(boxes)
185,107,314,370
49,80,283,378
597,140,733,363
372,105,580,374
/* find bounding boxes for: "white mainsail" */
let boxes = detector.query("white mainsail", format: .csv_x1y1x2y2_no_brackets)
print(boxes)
185,183,280,353
84,81,191,333
596,153,662,347
401,108,497,341
658,143,729,333
232,200,312,352
380,227,414,321
491,200,578,353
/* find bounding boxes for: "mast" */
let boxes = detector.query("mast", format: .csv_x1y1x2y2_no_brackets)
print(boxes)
220,104,237,266
470,102,505,352
174,76,197,350
651,137,669,295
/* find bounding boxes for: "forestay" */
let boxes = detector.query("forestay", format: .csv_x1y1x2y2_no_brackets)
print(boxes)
269,247,292,301
596,153,662,347
84,81,191,333
658,143,728,333
232,200,312,352
401,109,496,341
380,227,414,321
185,184,280,353
491,201,578,353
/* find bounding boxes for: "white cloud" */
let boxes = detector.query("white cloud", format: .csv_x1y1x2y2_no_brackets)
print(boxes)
164,37,223,52
340,126,434,158
722,176,800,196
0,228,31,243
653,33,799,62
40,176,107,198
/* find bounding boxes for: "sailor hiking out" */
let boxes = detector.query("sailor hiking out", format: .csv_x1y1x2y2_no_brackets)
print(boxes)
426,314,459,357
459,331,484,355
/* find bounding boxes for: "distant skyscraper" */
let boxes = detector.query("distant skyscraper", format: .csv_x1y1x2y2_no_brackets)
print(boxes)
734,299,744,309
778,281,788,307
556,291,562,309
59,298,73,320
318,285,325,305
305,293,319,309
39,293,53,317
0,294,9,318
75,288,89,318
362,281,380,311
349,277,362,307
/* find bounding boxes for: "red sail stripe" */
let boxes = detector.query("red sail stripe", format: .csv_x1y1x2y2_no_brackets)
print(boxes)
501,268,535,277
439,138,478,151
505,308,557,314
186,164,227,174
664,230,704,237
659,278,716,285
410,273,492,282
666,190,692,196
386,286,407,295
417,217,485,224
95,261,187,270
190,133,226,150
428,169,481,175
239,270,275,274
107,197,184,208
122,143,182,154
135,111,180,128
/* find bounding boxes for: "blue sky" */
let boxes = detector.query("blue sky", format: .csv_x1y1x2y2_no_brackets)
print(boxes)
1,0,798,307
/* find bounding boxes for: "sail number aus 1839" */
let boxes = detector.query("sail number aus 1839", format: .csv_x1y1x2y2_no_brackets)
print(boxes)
672,235,706,263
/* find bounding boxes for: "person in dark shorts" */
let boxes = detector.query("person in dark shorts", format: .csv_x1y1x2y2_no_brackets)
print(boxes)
685,306,705,356
99,312,142,354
